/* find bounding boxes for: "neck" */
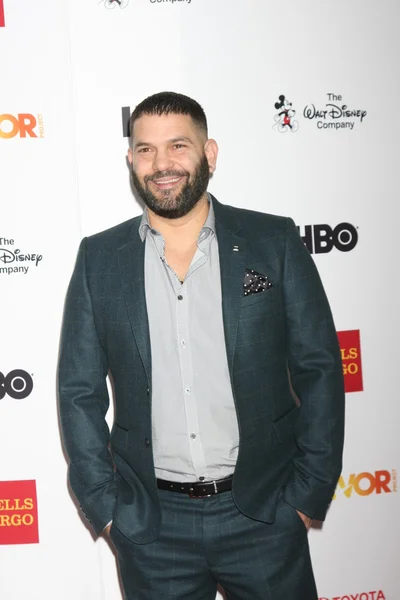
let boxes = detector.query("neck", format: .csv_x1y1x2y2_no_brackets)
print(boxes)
147,193,210,243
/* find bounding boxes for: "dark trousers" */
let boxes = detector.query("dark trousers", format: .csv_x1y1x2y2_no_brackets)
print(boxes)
110,489,318,600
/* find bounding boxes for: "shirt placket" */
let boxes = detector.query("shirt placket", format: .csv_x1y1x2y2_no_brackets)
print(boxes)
162,242,209,481
151,226,212,481
175,279,208,479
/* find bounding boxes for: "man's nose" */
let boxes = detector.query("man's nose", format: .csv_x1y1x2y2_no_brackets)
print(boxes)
152,149,174,172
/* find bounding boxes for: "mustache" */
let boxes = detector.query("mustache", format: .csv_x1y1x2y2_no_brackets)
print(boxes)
144,170,188,183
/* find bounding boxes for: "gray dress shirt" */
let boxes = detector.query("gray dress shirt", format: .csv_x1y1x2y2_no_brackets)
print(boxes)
139,198,239,483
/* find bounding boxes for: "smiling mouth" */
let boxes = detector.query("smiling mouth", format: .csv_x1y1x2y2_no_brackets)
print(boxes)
150,176,185,190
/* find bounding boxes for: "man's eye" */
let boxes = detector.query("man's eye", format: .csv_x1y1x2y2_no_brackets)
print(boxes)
173,144,185,149
138,147,151,153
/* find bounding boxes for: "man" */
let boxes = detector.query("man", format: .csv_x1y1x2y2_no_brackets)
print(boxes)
58,91,345,599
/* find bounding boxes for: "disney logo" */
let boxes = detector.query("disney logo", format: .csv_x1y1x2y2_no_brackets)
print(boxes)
304,103,367,122
0,248,42,266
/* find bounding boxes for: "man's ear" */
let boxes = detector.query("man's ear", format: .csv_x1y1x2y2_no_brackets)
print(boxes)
127,147,133,165
204,138,218,174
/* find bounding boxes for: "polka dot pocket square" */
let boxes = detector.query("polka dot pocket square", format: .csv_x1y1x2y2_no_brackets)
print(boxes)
243,268,273,296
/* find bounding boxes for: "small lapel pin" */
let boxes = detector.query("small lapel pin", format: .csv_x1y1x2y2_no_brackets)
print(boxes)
233,245,239,252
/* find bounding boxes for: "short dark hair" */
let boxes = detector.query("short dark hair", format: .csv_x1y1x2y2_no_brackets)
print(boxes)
129,91,208,145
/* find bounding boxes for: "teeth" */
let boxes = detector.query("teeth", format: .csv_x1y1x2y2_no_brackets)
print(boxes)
155,177,180,184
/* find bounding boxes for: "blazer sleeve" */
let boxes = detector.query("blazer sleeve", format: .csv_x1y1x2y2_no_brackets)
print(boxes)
282,218,345,521
58,238,117,535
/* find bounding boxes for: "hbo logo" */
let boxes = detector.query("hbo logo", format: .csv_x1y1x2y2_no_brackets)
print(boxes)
0,370,33,400
297,223,358,254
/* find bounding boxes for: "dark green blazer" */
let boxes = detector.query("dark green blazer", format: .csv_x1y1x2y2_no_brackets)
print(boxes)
58,197,345,543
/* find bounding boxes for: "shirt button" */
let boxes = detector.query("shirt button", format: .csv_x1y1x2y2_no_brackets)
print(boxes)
177,295,183,301
199,476,205,481
181,340,186,347
150,229,157,235
190,433,196,439
144,438,150,447
185,387,191,395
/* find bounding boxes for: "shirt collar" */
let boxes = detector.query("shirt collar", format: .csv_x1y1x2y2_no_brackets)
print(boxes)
138,193,215,243
138,209,153,242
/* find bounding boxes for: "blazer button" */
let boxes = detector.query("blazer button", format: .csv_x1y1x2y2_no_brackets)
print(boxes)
146,388,150,396
144,438,150,447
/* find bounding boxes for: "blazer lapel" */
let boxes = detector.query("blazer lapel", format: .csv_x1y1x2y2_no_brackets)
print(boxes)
118,227,151,384
213,198,246,377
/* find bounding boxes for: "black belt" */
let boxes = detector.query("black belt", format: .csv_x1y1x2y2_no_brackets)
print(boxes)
157,476,233,498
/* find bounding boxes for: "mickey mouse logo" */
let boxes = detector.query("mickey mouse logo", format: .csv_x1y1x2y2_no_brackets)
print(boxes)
273,95,299,133
99,0,129,9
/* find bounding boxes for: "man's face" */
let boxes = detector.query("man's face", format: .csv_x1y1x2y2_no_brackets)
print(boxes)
128,113,217,219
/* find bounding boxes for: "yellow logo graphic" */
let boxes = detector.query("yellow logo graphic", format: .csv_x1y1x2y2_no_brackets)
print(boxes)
0,114,44,139
334,469,397,499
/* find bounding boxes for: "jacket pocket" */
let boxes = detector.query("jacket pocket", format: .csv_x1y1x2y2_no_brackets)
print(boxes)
241,287,277,308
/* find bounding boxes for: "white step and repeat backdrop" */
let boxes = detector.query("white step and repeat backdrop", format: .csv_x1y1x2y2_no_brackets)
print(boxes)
0,0,399,598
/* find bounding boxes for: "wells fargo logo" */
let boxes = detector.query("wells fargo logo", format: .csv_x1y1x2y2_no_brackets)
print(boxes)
0,113,44,139
0,480,39,545
333,469,397,499
319,591,386,600
337,330,363,393
0,0,5,27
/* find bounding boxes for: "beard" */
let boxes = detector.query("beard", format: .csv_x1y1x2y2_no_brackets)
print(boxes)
130,153,210,219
